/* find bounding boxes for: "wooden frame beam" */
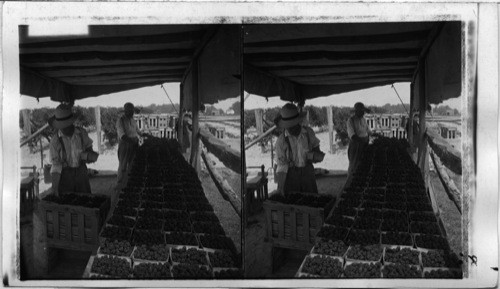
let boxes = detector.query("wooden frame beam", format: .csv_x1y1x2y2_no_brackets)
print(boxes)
244,29,431,49
246,48,421,63
200,128,241,174
189,58,201,173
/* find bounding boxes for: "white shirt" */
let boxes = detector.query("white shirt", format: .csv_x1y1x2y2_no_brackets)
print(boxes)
347,115,371,139
275,126,320,173
50,127,93,174
116,115,141,140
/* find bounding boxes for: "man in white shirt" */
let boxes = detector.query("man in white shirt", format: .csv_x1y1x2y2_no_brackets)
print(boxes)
274,103,324,195
116,102,145,189
49,104,98,196
347,102,372,175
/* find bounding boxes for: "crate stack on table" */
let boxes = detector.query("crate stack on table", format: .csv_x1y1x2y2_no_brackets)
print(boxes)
89,139,241,279
264,193,336,250
296,138,462,278
40,193,110,251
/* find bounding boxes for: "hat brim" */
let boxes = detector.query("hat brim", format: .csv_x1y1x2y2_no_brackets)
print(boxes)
278,111,307,129
49,114,78,129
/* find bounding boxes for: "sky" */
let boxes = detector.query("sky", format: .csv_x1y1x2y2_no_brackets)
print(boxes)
244,82,461,110
21,81,460,112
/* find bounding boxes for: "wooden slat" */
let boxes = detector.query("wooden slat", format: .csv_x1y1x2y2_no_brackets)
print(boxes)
20,49,194,67
31,62,189,77
278,210,285,239
244,30,430,49
303,211,310,242
426,129,462,175
245,49,421,63
199,128,241,174
66,212,72,241
295,76,412,86
60,70,185,83
288,69,414,81
290,209,297,241
54,212,59,240
267,63,417,77
78,214,85,243
20,30,206,53
201,149,241,218
73,77,180,86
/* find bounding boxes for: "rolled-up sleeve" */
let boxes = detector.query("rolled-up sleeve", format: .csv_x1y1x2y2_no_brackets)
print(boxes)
116,117,125,140
275,135,289,173
347,117,355,139
49,138,63,174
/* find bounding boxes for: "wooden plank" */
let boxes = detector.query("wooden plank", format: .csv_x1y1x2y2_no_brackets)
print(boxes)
20,30,206,53
426,129,461,175
67,76,181,86
418,61,426,176
278,210,285,239
245,30,430,49
60,69,186,83
201,149,241,217
296,76,412,85
78,213,85,244
95,106,101,154
290,208,297,241
21,49,194,66
178,82,185,151
245,125,277,151
65,212,72,241
266,62,417,75
20,123,49,147
430,149,462,214
54,211,60,240
33,62,189,77
199,128,241,174
246,49,421,63
288,68,415,80
303,210,310,243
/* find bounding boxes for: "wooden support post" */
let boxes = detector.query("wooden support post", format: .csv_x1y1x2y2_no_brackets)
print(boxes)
178,83,185,151
190,59,201,173
22,109,31,138
95,106,102,154
418,62,428,182
327,106,334,154
255,109,264,135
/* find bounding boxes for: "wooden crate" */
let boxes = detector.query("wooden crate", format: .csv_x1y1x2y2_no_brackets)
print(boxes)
39,194,110,251
263,194,335,250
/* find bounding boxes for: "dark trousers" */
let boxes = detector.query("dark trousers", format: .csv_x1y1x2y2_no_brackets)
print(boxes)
59,164,91,194
283,163,318,194
117,139,138,188
348,139,368,175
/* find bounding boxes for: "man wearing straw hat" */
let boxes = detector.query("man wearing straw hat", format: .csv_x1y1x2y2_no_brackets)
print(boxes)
274,103,324,195
49,104,99,196
347,102,373,175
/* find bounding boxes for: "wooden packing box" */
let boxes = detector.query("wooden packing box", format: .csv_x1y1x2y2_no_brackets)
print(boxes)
263,193,335,250
39,193,110,251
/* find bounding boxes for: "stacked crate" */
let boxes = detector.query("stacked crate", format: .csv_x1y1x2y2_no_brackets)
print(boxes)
39,193,110,251
296,138,462,278
89,139,241,279
263,193,336,250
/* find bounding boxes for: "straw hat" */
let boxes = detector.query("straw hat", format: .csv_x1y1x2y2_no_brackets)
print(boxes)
277,103,306,129
49,104,78,129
